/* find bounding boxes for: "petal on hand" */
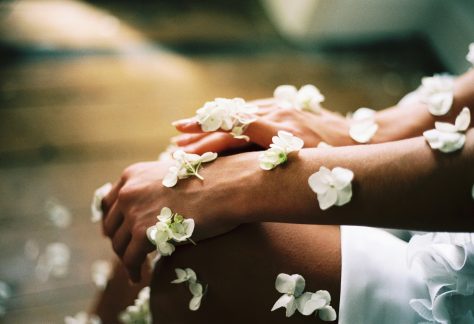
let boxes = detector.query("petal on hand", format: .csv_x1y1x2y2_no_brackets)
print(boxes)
189,295,202,311
274,85,298,103
157,241,175,256
455,107,471,132
189,282,203,297
285,298,297,317
201,152,218,163
271,294,293,312
185,268,197,283
318,305,337,321
292,274,306,297
146,226,157,245
296,292,314,315
335,184,353,206
91,182,112,222
332,167,354,189
427,92,453,116
318,188,338,210
314,290,331,304
162,172,178,188
435,122,457,133
308,172,330,195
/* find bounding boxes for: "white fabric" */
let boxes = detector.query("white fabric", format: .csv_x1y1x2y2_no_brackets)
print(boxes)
339,226,427,324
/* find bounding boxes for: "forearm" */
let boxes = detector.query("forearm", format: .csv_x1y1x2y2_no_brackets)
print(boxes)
372,69,474,143
248,129,474,231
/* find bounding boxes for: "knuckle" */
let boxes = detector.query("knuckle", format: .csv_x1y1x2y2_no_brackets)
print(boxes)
111,239,123,256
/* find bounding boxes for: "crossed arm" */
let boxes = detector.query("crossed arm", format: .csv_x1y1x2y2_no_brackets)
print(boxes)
101,70,474,283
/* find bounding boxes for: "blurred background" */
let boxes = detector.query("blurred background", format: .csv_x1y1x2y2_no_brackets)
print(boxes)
0,0,473,322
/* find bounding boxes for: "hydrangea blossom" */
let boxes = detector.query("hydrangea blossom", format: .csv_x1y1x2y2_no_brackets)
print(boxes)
467,43,474,66
146,207,195,256
64,311,101,324
271,273,306,317
119,287,151,324
423,107,470,153
259,131,304,170
91,183,112,223
274,85,325,113
419,75,454,116
348,107,378,143
195,98,258,140
171,268,206,311
162,150,218,187
308,166,354,210
91,260,112,290
271,273,336,321
45,198,72,228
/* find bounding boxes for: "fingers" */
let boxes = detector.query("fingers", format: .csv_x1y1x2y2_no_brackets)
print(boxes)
181,132,247,154
101,179,124,216
244,119,281,147
103,202,124,238
172,119,203,133
122,229,155,283
171,133,209,146
111,222,132,257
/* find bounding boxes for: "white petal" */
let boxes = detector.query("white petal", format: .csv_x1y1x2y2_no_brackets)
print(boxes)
317,141,332,148
318,188,338,210
308,170,330,194
300,296,327,315
336,184,353,206
296,292,314,315
292,274,306,297
423,129,443,149
185,268,197,283
271,294,292,312
331,167,354,189
435,122,457,133
171,268,187,283
189,282,203,297
439,133,465,153
427,92,453,116
274,85,298,104
351,107,376,121
275,273,295,294
467,43,474,65
314,290,331,304
349,122,378,143
146,226,157,245
200,152,218,163
162,170,178,188
189,295,202,311
455,107,470,132
318,305,337,321
157,241,175,256
91,182,113,222
285,298,297,317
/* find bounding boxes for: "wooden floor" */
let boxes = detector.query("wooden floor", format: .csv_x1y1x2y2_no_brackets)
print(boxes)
0,2,443,323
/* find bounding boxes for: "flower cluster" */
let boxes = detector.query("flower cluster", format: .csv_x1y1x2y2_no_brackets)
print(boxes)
419,75,454,116
271,273,336,321
64,312,101,324
195,97,258,140
467,43,474,66
91,183,112,223
171,268,206,311
423,107,470,153
259,131,304,170
146,207,195,256
35,242,71,282
91,260,112,290
119,287,151,324
162,150,218,188
273,85,325,113
308,166,354,210
348,107,378,143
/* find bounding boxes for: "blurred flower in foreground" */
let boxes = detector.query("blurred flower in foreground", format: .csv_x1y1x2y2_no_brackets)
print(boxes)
35,242,71,282
45,198,72,228
91,260,112,290
64,311,101,324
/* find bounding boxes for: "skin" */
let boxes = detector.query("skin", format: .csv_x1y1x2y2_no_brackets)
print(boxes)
98,69,474,322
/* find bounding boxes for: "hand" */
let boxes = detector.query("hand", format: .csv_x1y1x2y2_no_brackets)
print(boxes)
100,154,260,282
171,101,353,155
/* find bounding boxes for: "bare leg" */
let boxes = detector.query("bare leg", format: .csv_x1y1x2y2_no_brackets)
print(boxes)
150,223,341,323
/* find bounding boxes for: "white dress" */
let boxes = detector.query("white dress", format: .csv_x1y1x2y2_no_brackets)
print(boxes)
339,227,474,324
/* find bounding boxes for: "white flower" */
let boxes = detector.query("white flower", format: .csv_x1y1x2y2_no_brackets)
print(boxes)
259,131,304,170
36,242,71,281
91,260,112,290
271,273,306,317
119,287,151,324
171,268,197,284
423,107,470,153
348,107,378,143
45,198,72,228
171,268,205,311
308,166,354,210
419,75,454,116
195,98,258,140
146,207,195,257
91,183,112,222
274,84,324,113
296,290,337,321
64,312,101,324
317,141,332,148
162,150,218,187
467,43,474,66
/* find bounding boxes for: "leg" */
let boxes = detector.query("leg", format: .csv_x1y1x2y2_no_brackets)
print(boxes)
150,223,341,323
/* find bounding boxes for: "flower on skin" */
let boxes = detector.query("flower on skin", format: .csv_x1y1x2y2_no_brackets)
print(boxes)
162,150,218,188
274,84,325,113
419,75,455,116
195,97,258,141
271,273,337,321
259,131,304,170
423,107,470,153
308,166,354,210
91,183,112,222
146,207,195,257
119,287,151,324
171,268,206,311
348,107,378,143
